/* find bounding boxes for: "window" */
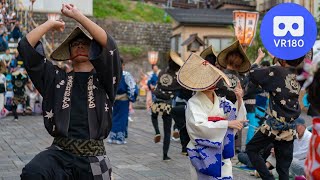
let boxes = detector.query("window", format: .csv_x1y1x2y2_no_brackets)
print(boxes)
170,37,176,51
204,37,233,52
170,34,182,54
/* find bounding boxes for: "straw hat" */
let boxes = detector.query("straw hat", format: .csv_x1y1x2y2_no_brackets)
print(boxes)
177,53,230,91
200,45,218,66
50,27,92,61
200,45,217,59
217,40,251,73
170,51,184,66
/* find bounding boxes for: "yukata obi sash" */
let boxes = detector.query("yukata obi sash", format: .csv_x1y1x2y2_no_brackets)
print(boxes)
187,108,236,177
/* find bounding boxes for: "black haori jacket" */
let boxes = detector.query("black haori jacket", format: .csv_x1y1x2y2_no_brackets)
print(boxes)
17,34,121,140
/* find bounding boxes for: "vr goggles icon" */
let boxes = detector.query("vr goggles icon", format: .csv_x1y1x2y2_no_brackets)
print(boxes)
273,16,304,37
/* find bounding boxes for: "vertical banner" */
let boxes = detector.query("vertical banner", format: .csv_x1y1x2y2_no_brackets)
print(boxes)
244,12,259,46
148,51,159,65
233,11,246,44
233,11,259,46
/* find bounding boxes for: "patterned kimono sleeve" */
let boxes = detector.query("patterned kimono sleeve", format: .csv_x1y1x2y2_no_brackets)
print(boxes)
219,97,246,159
249,64,274,92
233,99,247,121
17,37,56,97
186,99,228,144
124,72,137,102
89,33,122,104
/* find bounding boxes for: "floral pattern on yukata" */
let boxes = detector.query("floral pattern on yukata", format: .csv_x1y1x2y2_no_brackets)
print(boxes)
219,100,232,114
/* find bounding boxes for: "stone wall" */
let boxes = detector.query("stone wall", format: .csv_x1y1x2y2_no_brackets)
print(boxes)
32,12,172,80
96,20,171,52
33,13,171,52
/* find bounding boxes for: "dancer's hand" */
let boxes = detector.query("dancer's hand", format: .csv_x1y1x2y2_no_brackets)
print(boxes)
48,19,65,32
234,81,243,100
61,3,82,19
60,3,107,47
228,120,248,130
270,148,275,157
257,48,265,59
254,47,265,64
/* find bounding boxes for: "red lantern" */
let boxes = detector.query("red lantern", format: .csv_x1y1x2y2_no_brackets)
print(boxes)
148,51,158,65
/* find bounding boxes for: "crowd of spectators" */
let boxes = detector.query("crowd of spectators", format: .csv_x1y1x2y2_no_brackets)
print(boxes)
0,0,41,121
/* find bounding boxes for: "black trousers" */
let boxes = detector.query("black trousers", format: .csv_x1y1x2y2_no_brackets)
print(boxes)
12,104,18,119
246,131,293,180
171,104,190,152
21,149,94,180
151,112,172,157
238,143,273,168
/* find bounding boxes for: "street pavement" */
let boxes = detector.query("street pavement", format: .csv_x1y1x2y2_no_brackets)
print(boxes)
0,109,262,180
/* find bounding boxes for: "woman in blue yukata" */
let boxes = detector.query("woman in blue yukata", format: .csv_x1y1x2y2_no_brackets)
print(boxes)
108,58,137,144
177,53,247,180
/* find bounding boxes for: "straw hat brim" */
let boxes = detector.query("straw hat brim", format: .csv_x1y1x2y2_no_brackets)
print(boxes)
200,45,217,59
170,51,184,66
177,53,230,91
217,40,251,73
50,27,92,61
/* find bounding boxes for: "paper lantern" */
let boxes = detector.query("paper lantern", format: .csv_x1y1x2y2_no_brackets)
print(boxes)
148,51,159,65
47,13,61,21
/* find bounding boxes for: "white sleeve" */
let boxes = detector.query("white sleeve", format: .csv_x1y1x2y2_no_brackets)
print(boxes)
234,100,247,120
293,131,312,160
186,100,228,144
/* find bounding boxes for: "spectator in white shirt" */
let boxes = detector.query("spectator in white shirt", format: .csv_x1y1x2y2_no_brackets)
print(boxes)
0,21,7,34
290,117,312,176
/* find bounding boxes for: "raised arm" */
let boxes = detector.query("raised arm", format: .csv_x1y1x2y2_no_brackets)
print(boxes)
18,20,64,97
61,3,107,47
26,20,65,47
253,47,265,65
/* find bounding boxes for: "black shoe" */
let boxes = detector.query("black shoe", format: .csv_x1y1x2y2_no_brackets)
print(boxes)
163,156,171,161
181,152,188,156
182,147,188,156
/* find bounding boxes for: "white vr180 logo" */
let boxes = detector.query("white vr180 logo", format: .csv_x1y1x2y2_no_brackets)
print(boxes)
273,16,304,48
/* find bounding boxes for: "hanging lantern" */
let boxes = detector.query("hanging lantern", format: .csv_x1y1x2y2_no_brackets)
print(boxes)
233,10,259,47
47,13,61,21
148,51,159,65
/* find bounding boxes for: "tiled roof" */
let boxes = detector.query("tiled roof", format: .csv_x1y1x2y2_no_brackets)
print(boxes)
213,0,256,9
165,8,234,26
181,33,205,46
